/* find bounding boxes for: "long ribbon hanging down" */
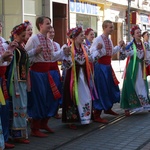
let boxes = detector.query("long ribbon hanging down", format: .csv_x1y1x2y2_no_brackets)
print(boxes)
70,41,79,105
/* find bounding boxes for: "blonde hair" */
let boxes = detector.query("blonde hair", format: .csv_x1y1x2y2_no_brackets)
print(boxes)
102,20,112,30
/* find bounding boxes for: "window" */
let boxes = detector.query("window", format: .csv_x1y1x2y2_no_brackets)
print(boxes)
76,14,97,33
24,0,42,15
24,0,42,34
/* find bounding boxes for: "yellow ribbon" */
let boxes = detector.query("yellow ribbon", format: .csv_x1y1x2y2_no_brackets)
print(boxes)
0,86,6,105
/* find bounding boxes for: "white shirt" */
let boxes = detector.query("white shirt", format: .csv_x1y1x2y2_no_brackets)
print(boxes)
90,35,121,57
25,34,66,64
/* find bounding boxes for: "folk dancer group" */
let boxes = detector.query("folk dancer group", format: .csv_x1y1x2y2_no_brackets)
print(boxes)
0,17,150,149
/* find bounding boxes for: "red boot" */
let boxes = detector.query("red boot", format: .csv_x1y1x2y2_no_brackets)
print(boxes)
5,143,15,149
93,110,108,124
68,124,77,130
125,110,131,117
30,119,48,138
14,138,30,144
40,118,54,133
104,109,119,116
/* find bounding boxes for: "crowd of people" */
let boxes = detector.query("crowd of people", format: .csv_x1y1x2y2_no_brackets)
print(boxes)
0,16,150,149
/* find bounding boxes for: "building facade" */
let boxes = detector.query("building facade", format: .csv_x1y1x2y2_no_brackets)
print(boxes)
0,0,68,46
0,0,150,53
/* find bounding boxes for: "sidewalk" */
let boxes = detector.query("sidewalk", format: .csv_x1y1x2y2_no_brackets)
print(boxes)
10,103,124,150
10,60,150,150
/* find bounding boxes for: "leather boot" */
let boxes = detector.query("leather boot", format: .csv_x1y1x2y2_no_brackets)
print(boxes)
30,119,48,137
93,110,108,124
40,118,54,133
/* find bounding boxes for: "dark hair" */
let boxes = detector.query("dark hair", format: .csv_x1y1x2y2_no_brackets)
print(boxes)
130,25,141,36
36,16,51,31
10,23,27,41
102,20,112,30
142,31,149,37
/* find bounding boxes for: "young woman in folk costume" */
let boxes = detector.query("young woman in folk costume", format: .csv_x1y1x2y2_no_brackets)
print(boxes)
62,27,102,129
22,20,33,46
0,21,17,149
0,48,14,150
90,20,125,124
25,16,71,137
121,25,150,116
4,23,30,144
47,26,62,119
84,28,95,48
142,31,150,76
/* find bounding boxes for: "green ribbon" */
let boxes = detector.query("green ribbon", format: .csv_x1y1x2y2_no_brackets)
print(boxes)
9,51,15,96
131,43,137,79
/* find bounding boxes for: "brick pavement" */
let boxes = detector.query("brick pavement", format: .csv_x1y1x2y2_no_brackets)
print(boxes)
9,103,124,150
8,60,150,150
56,111,150,150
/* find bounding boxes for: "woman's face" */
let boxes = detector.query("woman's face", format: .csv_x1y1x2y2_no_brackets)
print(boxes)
133,29,141,41
47,28,55,39
143,32,149,42
75,31,85,44
86,30,95,42
14,31,26,43
26,25,33,40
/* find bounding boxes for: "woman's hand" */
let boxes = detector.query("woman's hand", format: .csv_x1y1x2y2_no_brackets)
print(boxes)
119,40,125,47
97,43,103,50
63,46,71,56
2,50,13,62
8,40,18,51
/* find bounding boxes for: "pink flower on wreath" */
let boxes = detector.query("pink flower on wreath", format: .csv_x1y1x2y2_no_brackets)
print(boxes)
130,25,141,36
84,28,93,36
20,113,26,118
14,112,18,117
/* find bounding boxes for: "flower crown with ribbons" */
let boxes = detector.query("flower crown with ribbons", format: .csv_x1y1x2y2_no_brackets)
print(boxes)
24,20,32,26
130,25,141,36
11,23,27,36
67,27,83,39
84,28,93,36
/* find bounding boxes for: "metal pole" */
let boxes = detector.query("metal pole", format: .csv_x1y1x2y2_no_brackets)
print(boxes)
68,0,70,29
127,0,131,42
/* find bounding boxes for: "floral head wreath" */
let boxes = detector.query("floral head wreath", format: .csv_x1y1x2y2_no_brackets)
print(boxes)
24,20,32,26
130,25,141,36
67,28,74,39
68,27,83,39
84,28,93,36
11,23,27,36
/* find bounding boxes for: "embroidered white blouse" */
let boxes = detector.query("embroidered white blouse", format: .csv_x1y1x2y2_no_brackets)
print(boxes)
90,35,121,57
25,33,67,64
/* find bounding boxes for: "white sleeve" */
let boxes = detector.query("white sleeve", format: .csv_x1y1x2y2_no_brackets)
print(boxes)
51,43,72,62
112,45,121,54
0,43,11,66
90,36,106,60
25,35,39,57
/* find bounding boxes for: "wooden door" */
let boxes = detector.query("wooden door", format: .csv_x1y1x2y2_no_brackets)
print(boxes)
111,23,118,60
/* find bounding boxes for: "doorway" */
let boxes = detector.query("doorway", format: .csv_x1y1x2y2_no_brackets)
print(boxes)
53,2,68,47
